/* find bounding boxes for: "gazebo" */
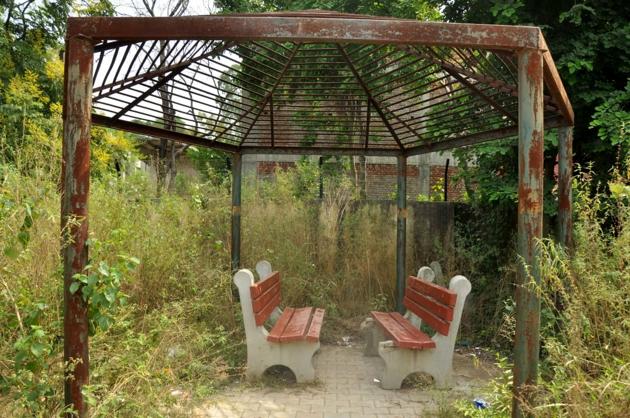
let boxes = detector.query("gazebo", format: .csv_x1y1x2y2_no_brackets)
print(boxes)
61,11,574,417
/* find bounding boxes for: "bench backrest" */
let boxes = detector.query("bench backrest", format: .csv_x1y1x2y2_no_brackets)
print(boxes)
250,271,281,326
404,275,458,336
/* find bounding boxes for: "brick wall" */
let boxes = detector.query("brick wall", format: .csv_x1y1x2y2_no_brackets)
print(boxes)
429,165,466,201
257,161,296,176
255,161,466,201
363,163,419,200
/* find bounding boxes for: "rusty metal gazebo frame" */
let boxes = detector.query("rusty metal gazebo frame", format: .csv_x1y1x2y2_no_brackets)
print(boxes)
62,11,574,417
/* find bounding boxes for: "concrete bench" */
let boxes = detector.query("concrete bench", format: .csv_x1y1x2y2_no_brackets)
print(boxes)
233,261,325,383
363,266,471,389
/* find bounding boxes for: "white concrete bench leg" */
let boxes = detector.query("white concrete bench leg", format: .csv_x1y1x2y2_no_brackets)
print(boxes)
361,318,386,357
378,341,451,389
245,340,319,382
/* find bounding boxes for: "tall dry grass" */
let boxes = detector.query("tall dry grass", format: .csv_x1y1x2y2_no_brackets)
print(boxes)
457,172,630,417
1,159,420,415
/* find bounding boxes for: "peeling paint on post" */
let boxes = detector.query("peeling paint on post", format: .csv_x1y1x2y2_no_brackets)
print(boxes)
231,153,242,272
558,126,573,249
513,48,544,418
61,35,93,418
396,155,407,313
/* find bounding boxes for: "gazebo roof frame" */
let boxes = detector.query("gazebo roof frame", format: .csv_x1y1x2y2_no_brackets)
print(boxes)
68,10,573,157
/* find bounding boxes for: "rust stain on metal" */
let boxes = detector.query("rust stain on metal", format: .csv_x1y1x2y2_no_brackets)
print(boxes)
528,132,544,172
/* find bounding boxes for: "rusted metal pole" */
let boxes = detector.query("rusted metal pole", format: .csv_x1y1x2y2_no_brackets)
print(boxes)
396,155,407,313
513,48,544,418
231,153,242,272
444,158,449,202
61,35,93,418
558,126,573,249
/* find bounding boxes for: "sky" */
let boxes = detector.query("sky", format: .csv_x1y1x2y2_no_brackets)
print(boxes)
113,0,217,17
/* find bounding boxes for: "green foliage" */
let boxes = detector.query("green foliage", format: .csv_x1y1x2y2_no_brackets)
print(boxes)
217,0,441,19
5,302,57,414
187,146,231,182
589,79,629,147
489,0,523,24
70,250,139,334
440,0,630,180
456,170,630,416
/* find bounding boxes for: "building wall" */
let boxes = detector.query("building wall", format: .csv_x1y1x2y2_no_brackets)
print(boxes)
249,154,466,201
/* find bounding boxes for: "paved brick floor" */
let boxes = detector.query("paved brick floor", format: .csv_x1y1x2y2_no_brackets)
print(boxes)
195,344,495,417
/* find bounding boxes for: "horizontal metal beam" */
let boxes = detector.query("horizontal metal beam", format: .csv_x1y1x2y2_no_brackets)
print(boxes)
92,114,239,153
405,126,518,156
540,37,574,126
404,116,564,156
67,15,543,50
93,114,564,157
241,146,401,157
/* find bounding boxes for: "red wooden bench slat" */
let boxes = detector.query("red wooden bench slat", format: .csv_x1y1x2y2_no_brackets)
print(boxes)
407,276,457,306
254,291,281,326
267,308,295,342
306,308,325,342
371,311,433,349
389,312,436,349
404,296,451,336
280,307,313,342
406,286,454,322
250,271,280,298
252,280,281,313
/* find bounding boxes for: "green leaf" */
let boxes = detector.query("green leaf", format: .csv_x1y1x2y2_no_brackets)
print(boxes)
97,315,111,331
3,245,19,259
30,343,47,357
17,230,30,247
69,281,81,294
98,262,109,276
104,288,116,303
87,274,98,287
23,213,33,228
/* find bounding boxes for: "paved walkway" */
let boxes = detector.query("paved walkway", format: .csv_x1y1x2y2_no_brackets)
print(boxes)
195,344,495,417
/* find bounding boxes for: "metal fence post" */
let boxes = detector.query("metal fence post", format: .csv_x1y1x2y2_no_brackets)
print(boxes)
231,153,242,272
396,155,407,313
558,126,573,249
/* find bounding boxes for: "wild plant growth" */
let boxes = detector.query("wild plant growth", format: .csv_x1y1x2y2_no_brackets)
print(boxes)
457,171,630,417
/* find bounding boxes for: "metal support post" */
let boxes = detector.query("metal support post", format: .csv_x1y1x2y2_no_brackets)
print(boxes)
61,35,93,418
558,126,573,249
396,155,407,313
513,48,544,418
231,153,242,272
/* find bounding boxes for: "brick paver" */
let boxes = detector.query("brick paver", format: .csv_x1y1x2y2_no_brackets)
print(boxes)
195,345,494,417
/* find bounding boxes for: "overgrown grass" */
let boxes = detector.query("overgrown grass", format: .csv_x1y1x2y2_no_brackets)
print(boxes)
457,173,630,417
2,152,628,416
0,159,407,415
1,159,243,416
